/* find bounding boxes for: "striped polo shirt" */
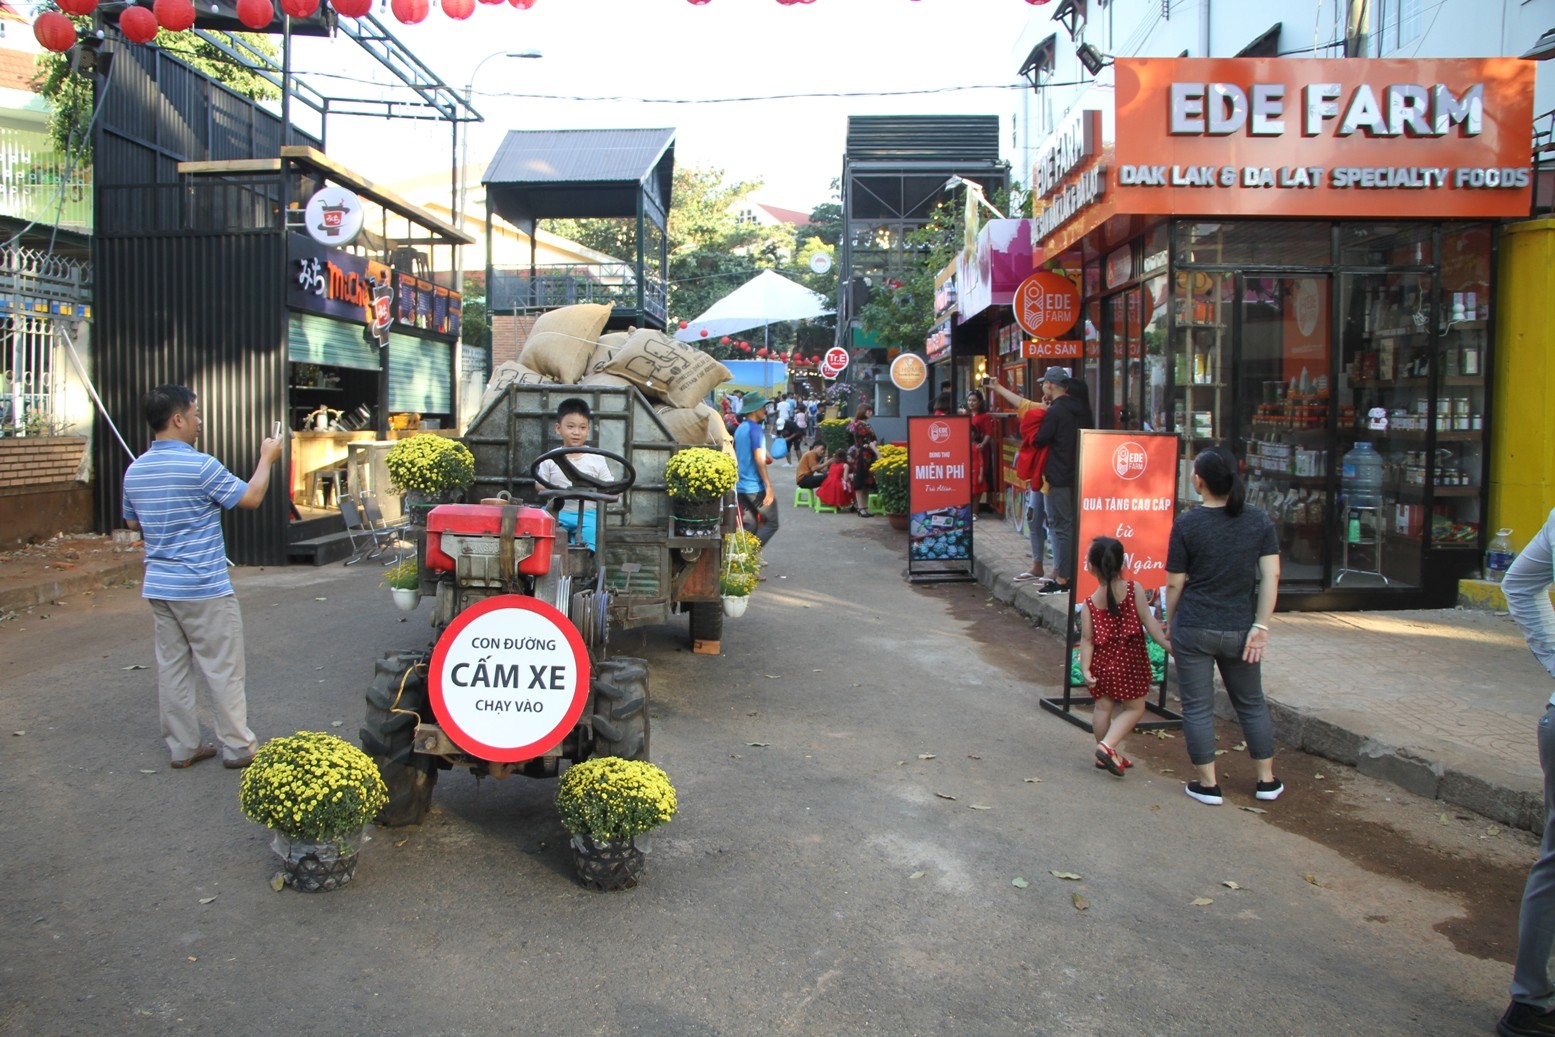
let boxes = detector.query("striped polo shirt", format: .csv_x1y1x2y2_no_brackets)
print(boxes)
122,440,247,600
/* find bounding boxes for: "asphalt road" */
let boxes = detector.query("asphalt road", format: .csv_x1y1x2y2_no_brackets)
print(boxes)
0,506,1533,1037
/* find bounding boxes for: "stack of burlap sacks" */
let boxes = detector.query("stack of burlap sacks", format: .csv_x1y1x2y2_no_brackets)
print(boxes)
480,303,733,450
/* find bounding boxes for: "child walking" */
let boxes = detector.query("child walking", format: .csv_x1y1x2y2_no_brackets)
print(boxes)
1079,536,1170,776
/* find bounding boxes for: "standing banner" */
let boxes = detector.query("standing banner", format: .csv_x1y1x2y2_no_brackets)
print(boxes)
906,415,975,583
1040,429,1182,731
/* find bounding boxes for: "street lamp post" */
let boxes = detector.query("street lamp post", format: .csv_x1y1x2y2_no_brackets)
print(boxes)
456,49,542,241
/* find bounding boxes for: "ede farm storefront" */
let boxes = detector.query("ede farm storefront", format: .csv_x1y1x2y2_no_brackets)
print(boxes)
1028,57,1533,610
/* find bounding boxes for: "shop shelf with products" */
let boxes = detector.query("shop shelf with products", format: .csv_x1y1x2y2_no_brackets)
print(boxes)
1170,272,1231,504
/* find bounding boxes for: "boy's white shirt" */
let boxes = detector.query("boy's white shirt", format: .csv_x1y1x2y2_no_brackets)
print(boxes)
537,452,614,516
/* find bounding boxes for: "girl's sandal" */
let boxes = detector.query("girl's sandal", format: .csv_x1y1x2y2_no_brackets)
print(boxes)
1095,743,1127,776
1093,753,1133,770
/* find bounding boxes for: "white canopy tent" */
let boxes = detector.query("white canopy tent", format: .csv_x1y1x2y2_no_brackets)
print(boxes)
673,269,833,344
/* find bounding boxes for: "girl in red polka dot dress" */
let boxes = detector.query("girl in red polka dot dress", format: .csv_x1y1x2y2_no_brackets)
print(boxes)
1079,536,1171,776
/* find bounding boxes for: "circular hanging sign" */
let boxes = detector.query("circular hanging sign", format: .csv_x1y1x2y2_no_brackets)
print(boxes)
819,362,839,380
824,346,850,371
428,595,591,763
889,352,928,392
304,186,365,246
808,252,833,274
1014,271,1081,339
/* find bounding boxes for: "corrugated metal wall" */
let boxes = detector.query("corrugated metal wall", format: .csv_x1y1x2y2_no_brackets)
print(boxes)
92,38,300,566
93,233,290,566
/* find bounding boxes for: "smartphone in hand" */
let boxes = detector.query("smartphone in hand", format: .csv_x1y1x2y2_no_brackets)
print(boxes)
272,421,283,439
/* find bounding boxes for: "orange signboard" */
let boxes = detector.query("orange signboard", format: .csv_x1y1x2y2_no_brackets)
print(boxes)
1014,271,1081,337
1112,57,1534,220
1073,430,1180,603
1022,339,1083,360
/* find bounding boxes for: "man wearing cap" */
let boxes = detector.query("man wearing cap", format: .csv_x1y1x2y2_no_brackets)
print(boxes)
1032,366,1094,595
734,392,779,546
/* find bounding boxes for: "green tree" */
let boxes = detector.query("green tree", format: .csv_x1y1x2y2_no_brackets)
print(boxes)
460,274,490,351
855,201,960,357
549,166,812,363
36,25,281,160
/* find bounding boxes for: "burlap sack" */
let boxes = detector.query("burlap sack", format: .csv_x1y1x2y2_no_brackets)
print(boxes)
655,405,713,446
586,336,622,378
597,331,631,350
580,372,635,389
479,360,552,412
518,303,611,383
695,403,729,448
602,328,731,409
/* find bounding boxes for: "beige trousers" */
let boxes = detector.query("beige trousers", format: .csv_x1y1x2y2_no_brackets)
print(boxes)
149,596,257,763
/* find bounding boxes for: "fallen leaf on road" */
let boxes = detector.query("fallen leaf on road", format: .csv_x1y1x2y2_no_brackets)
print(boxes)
968,804,992,811
270,874,286,892
967,755,982,760
747,742,769,747
198,896,217,905
1487,825,1502,837
11,731,23,736
1213,749,1227,756
935,792,957,800
1024,777,1043,783
394,839,408,848
139,769,157,774
764,674,782,679
1148,730,1176,740
1151,804,1161,812
909,871,926,880
188,956,197,962
314,597,327,601
1011,877,1029,889
1241,806,1267,814
1439,813,1451,826
1050,871,1082,881
1221,881,1244,890
1073,893,1089,911
1314,773,1325,779
918,754,936,760
331,720,343,727
1190,897,1214,906
122,664,146,670
1304,873,1324,887
1231,742,1247,752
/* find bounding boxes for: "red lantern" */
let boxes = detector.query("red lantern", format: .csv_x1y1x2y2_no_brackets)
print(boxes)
739,343,752,353
390,0,427,21
234,0,273,28
119,5,160,41
442,0,474,17
57,0,97,14
476,0,502,5
278,0,317,16
1025,0,1053,4
757,348,769,357
686,0,710,4
332,0,371,14
720,336,731,345
508,0,534,7
154,0,196,28
677,319,688,330
699,329,708,338
33,12,77,51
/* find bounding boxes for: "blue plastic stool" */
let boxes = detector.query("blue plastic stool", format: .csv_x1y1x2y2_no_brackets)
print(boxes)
794,486,816,509
866,492,882,513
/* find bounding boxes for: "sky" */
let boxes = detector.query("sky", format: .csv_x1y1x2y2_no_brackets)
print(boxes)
287,0,1037,214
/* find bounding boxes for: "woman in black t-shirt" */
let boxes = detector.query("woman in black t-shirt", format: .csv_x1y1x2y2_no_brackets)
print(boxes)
1164,446,1283,808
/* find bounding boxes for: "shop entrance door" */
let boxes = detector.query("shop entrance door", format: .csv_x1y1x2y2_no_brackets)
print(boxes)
1234,274,1334,590
1102,276,1169,433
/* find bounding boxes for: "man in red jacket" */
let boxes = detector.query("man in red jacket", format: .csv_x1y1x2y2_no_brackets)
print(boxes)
986,378,1049,583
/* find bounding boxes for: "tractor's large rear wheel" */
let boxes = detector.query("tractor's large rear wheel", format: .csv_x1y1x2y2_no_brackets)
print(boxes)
361,651,438,827
590,657,650,761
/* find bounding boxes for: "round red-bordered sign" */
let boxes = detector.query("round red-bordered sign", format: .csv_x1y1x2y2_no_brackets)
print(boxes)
824,346,850,371
428,594,591,763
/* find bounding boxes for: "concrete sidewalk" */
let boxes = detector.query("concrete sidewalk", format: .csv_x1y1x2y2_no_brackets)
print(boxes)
970,512,1551,833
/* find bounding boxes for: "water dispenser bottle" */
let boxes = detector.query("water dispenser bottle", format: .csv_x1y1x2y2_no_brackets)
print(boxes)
1340,442,1384,509
1486,528,1515,583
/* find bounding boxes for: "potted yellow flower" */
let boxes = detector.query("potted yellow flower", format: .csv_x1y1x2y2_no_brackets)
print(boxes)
237,731,389,892
385,433,475,522
555,756,677,891
720,528,762,617
871,444,910,530
382,558,420,611
664,446,736,536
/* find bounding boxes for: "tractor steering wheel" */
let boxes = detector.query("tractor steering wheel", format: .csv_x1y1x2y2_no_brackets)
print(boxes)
530,446,636,504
